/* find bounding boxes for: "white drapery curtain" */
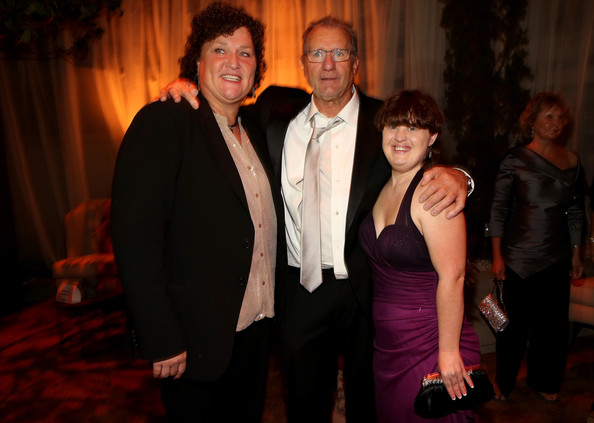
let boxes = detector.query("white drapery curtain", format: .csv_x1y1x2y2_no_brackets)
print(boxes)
1,0,592,267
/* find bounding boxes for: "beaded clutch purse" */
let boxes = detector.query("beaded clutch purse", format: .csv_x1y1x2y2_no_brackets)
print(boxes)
479,279,509,333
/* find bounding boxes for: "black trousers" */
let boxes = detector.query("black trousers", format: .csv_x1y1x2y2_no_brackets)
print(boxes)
495,260,570,396
160,318,272,423
280,267,376,423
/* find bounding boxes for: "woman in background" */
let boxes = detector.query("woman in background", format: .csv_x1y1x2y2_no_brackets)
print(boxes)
489,91,585,403
359,90,481,422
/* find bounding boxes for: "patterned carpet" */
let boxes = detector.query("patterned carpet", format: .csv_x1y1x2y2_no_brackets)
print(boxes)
0,297,165,423
1,287,592,423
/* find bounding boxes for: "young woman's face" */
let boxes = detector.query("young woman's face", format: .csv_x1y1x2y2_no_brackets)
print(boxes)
382,124,437,172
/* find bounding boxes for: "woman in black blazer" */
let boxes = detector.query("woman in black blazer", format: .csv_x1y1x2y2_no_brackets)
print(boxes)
111,4,285,422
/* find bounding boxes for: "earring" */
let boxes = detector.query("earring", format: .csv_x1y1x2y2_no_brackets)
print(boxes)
427,145,433,159
530,127,534,139
251,86,255,97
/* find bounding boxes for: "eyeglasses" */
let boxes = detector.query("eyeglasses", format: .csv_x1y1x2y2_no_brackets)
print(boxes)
304,48,352,63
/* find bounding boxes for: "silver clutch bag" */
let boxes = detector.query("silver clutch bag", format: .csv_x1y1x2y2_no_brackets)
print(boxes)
479,279,509,333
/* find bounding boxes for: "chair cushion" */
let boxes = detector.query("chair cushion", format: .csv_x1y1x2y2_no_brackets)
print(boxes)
569,277,594,325
570,277,594,306
52,253,117,278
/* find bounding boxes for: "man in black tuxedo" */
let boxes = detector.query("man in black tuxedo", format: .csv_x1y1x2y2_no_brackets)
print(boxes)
250,18,469,423
162,16,470,423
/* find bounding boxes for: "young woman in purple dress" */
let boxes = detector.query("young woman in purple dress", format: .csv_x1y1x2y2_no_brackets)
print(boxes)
359,90,481,422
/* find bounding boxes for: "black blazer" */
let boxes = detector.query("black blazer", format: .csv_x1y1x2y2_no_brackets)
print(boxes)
111,94,286,382
246,86,390,320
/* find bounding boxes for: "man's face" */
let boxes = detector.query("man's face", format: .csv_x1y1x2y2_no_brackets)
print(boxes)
300,26,359,111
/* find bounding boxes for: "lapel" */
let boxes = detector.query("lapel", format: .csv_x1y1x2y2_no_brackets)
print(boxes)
267,104,309,181
196,93,249,213
252,86,311,181
267,118,292,181
344,92,385,235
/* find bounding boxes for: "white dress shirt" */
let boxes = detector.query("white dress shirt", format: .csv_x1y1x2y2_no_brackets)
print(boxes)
282,88,360,279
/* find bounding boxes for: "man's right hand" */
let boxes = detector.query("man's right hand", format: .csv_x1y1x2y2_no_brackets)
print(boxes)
158,78,199,109
153,351,187,379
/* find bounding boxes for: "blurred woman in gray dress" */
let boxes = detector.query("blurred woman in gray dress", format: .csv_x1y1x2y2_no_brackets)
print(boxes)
488,92,586,403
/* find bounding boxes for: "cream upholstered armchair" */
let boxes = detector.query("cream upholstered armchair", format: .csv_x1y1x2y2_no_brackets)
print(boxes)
52,198,119,303
569,257,594,333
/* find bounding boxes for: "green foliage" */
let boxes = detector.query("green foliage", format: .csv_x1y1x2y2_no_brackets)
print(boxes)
440,0,532,257
0,0,123,60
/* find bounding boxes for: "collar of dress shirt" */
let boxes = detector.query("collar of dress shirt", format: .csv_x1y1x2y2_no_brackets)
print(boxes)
304,85,360,130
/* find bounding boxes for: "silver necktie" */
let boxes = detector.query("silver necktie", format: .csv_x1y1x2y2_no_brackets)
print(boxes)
300,116,344,292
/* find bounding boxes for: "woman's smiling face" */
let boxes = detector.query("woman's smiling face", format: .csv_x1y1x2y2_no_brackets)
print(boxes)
382,124,437,173
197,26,256,113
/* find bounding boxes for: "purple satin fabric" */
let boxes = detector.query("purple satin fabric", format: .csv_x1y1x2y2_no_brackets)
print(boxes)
360,169,481,423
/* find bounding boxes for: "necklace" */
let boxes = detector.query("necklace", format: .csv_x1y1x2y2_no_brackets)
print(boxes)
228,116,239,129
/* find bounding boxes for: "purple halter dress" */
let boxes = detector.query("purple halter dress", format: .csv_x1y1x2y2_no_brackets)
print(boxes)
359,169,481,422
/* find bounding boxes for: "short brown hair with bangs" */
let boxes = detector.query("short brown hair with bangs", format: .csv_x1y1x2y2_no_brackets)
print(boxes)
375,90,443,135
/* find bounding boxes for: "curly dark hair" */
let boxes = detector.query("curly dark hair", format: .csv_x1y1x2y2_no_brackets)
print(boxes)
178,2,266,95
519,91,571,139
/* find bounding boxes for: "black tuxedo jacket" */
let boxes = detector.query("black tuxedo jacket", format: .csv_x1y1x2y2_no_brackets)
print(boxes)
111,94,286,382
245,86,391,320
